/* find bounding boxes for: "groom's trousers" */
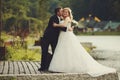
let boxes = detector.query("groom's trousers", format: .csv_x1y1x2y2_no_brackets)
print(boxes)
40,37,58,69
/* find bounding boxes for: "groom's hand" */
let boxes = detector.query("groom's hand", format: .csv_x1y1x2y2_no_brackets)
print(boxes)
53,22,66,27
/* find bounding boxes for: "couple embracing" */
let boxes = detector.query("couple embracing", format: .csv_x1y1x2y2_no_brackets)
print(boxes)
39,7,116,77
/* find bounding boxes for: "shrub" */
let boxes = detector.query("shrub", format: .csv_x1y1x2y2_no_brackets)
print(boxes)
5,46,41,61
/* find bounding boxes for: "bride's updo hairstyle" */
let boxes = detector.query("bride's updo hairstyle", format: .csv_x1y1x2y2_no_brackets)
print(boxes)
63,7,73,20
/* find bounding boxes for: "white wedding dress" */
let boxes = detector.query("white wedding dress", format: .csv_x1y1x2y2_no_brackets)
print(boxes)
48,20,116,77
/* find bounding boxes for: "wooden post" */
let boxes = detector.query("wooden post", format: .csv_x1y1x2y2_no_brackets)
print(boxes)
0,0,2,40
0,0,6,60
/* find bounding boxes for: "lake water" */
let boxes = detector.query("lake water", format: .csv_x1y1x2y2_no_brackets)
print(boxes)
77,36,120,79
78,36,120,51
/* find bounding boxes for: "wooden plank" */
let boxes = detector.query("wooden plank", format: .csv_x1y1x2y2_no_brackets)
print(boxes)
0,61,119,80
8,61,14,74
2,61,8,74
34,61,40,68
29,61,41,74
34,61,51,74
0,61,4,74
26,62,36,74
33,61,46,73
21,61,30,74
13,61,19,74
17,61,25,74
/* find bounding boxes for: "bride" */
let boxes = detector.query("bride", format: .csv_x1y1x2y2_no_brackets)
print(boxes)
48,7,116,77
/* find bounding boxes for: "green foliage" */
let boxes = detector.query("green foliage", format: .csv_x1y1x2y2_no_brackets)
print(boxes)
1,32,41,61
2,0,51,37
2,0,120,29
74,31,120,35
29,17,44,36
84,46,92,53
6,46,41,61
112,0,120,20
50,0,120,21
4,16,17,32
0,39,4,47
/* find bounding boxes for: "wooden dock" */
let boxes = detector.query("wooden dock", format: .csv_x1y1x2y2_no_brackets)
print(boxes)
0,61,119,80
0,61,42,75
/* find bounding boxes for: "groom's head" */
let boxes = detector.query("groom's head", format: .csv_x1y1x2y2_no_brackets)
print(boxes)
55,7,63,17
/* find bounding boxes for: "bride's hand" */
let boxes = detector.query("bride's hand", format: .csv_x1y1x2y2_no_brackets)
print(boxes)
53,23,57,27
68,27,73,31
71,26,74,29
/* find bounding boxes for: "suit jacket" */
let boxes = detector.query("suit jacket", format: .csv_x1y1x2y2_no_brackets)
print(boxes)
43,15,67,42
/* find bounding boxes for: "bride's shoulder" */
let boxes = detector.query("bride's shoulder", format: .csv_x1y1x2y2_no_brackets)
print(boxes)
65,17,71,22
65,17,70,20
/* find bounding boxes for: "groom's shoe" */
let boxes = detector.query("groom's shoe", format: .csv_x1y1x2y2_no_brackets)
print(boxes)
38,68,47,71
38,68,44,71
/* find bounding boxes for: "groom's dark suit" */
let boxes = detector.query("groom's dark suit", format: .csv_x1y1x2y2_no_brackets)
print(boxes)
40,15,67,70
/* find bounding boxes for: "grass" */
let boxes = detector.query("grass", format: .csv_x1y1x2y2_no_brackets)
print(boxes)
74,31,120,35
5,46,41,61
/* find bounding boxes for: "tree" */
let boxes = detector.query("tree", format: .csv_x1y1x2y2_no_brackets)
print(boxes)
112,0,120,21
0,0,2,40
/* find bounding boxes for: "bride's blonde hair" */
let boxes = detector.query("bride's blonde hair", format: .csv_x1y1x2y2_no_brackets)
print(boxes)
63,7,73,20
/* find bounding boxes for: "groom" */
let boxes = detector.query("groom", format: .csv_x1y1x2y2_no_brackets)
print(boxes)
38,7,69,71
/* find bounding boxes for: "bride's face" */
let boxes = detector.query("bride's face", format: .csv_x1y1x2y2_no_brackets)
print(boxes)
62,9,70,18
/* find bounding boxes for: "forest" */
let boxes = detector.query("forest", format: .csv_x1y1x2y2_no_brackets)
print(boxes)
0,0,120,37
